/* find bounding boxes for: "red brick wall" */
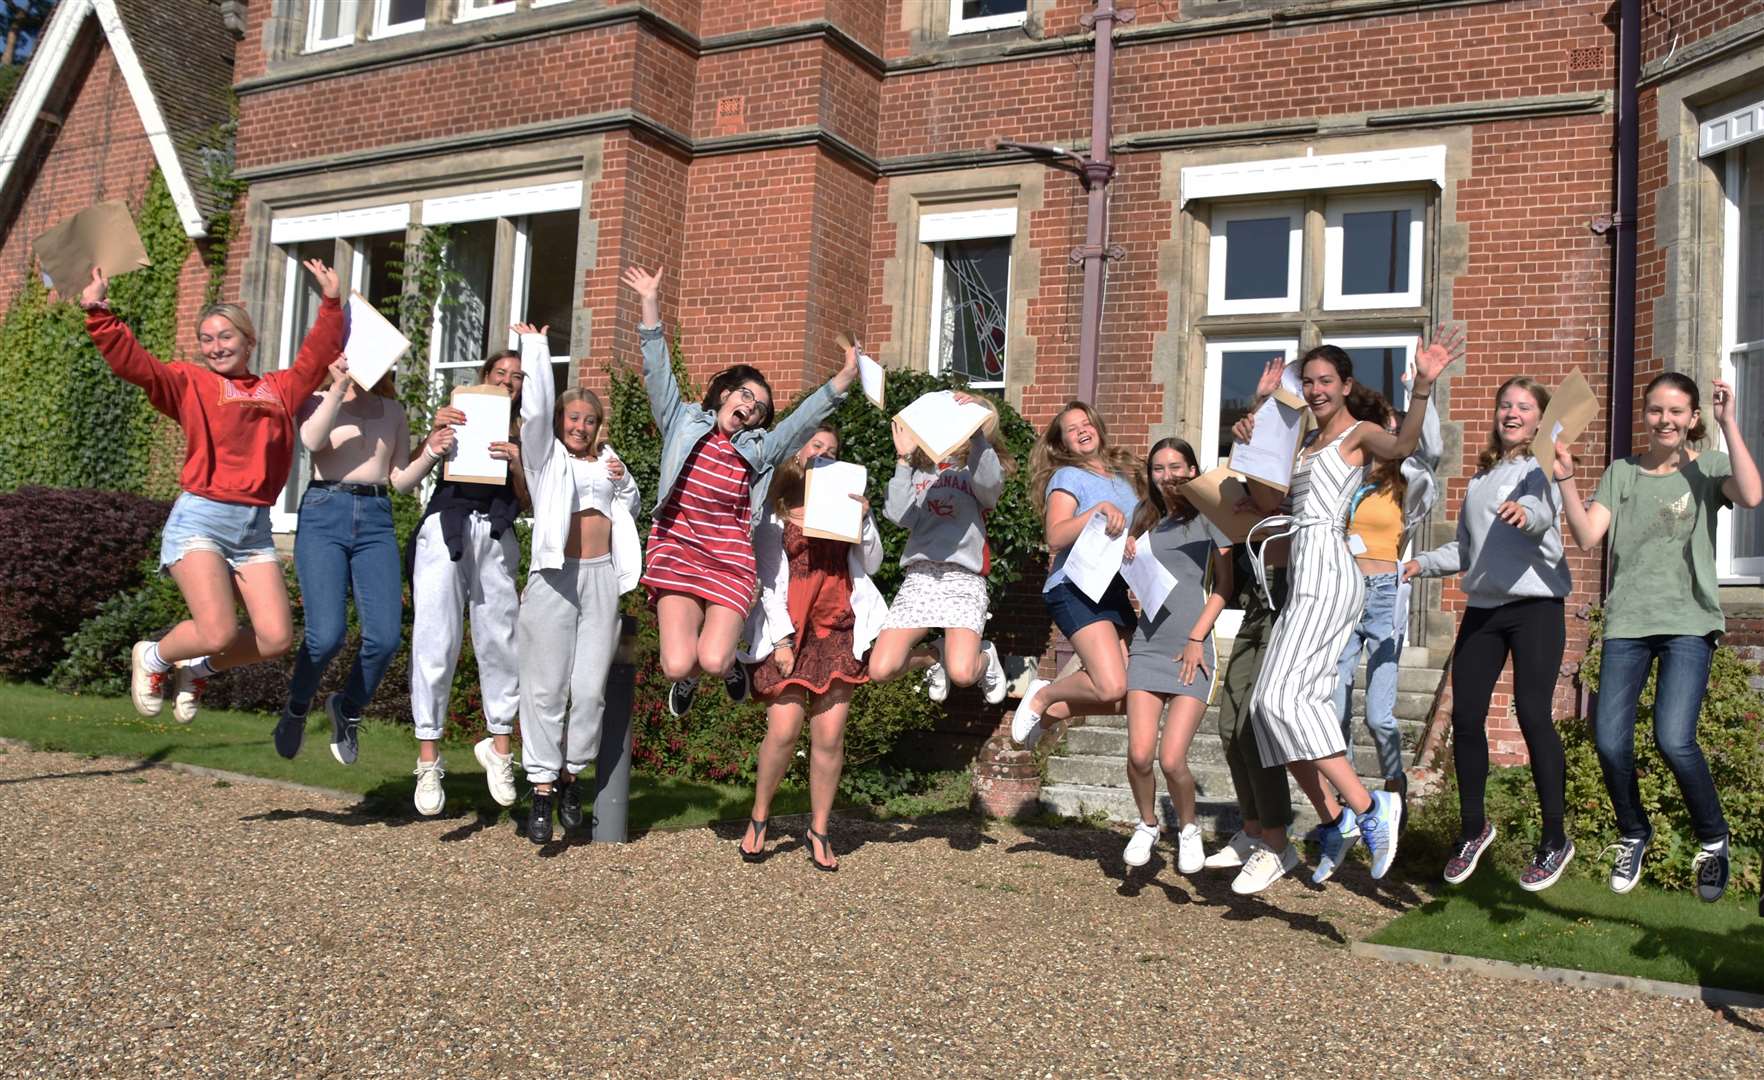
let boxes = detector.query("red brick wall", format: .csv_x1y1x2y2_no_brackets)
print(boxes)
1643,0,1760,66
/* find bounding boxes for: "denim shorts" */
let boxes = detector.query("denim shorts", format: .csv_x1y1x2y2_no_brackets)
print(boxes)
1044,577,1138,639
159,491,278,572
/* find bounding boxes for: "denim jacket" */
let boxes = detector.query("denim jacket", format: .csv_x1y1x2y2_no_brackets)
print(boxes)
641,323,849,528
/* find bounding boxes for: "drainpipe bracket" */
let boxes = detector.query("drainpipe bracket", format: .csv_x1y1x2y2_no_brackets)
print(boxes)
1069,244,1128,265
1079,6,1137,31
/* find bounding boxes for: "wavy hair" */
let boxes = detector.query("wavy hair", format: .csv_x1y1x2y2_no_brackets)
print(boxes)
1476,376,1552,473
1028,400,1143,516
1132,437,1200,535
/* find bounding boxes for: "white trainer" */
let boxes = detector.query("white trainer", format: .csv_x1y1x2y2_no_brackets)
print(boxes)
129,640,167,717
413,757,447,817
1123,820,1160,868
1175,822,1206,875
924,659,950,703
1010,678,1050,748
1202,829,1257,870
170,662,205,724
474,737,517,807
979,640,1007,705
1231,843,1300,895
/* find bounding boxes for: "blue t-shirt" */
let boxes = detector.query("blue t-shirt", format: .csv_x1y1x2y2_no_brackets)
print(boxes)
1044,465,1140,591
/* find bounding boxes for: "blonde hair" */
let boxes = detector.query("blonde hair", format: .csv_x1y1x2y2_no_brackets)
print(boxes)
1478,376,1552,473
195,302,257,346
1028,400,1143,516
554,386,607,457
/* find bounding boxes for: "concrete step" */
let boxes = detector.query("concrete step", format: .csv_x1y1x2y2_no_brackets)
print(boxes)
1075,697,1434,730
1047,748,1394,791
1038,783,1333,835
1218,640,1445,671
1061,721,1421,762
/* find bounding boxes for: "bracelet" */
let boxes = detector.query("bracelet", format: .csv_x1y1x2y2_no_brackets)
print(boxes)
1409,391,1431,401
1188,636,1207,644
423,446,441,463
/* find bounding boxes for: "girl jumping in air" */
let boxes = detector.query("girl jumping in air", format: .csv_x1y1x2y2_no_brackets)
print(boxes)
82,261,342,726
1119,438,1233,876
511,324,642,845
1555,373,1761,902
867,392,1011,704
622,266,858,717
737,426,884,871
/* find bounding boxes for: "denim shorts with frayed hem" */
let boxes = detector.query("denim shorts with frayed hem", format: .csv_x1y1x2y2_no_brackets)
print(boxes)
158,491,278,572
1044,578,1137,640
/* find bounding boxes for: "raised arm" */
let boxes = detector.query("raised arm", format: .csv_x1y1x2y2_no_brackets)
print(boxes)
1714,379,1764,509
758,343,859,467
80,267,186,416
298,359,353,451
1352,326,1463,463
1553,441,1612,551
623,266,688,434
283,260,346,401
515,323,555,476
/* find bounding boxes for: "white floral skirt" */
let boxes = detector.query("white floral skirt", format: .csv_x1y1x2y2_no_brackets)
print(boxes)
881,561,988,635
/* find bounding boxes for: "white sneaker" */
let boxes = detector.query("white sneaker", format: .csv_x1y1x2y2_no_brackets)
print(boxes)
924,655,950,703
1203,829,1256,870
1123,820,1160,868
1231,843,1300,895
1011,678,1050,748
979,640,1007,705
170,662,205,724
474,737,517,807
129,640,167,717
413,757,447,816
1175,822,1205,875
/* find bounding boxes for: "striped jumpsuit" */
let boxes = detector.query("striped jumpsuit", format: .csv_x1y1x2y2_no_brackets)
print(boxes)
1249,426,1366,766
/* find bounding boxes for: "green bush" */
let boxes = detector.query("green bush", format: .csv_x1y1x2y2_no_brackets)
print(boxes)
1411,608,1763,894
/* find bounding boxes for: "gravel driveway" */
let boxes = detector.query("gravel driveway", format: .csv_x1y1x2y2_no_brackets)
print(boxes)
2,747,1758,1077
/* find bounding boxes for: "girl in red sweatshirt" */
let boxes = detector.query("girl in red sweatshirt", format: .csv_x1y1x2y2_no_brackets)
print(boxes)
79,260,345,723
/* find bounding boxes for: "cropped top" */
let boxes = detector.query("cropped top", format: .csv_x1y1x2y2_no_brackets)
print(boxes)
1346,486,1403,563
568,454,619,516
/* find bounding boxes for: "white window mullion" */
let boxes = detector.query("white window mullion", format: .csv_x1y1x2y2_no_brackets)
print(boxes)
507,219,531,351
1207,201,1302,316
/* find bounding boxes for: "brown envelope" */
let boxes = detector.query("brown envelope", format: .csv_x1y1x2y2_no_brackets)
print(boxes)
34,201,152,296
1183,466,1267,545
1531,371,1598,469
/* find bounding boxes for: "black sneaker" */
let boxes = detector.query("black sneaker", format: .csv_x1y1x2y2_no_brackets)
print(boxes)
667,676,699,718
1694,840,1730,903
724,664,751,704
557,781,585,832
273,705,306,760
1604,825,1652,894
1518,839,1575,893
527,790,555,845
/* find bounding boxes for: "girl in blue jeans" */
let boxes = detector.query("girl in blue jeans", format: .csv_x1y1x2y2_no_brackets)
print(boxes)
276,358,453,765
1557,372,1762,901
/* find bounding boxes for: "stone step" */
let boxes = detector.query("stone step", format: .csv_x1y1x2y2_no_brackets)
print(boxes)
1047,749,1394,791
1218,640,1444,671
1038,783,1334,835
1077,695,1434,730
1061,721,1421,762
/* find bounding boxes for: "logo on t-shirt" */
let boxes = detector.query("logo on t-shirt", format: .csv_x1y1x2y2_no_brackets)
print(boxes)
218,378,282,410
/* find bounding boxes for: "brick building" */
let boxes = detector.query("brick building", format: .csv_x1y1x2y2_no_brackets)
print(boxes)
2,1,1759,801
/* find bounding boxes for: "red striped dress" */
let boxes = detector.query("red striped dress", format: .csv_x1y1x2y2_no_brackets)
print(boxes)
641,430,760,614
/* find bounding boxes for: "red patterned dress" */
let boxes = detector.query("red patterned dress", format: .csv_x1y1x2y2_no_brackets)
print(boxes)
641,430,759,615
749,520,871,699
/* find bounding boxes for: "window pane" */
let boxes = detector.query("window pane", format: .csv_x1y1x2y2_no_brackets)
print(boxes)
436,220,497,373
283,239,333,365
1216,348,1284,465
313,1,347,38
1739,140,1764,344
1734,341,1764,561
357,232,403,309
937,237,1010,385
1341,347,1406,409
961,1,1028,16
385,0,425,24
1222,216,1291,301
1340,208,1412,297
521,210,580,373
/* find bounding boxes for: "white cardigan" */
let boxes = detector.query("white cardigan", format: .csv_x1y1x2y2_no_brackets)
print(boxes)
740,510,887,664
518,332,642,591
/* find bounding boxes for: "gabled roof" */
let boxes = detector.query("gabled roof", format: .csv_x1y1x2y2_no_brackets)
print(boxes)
0,0,237,239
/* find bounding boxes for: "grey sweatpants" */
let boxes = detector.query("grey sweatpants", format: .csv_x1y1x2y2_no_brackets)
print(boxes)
517,554,620,785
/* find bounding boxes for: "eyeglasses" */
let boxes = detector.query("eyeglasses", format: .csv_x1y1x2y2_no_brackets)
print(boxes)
732,386,772,420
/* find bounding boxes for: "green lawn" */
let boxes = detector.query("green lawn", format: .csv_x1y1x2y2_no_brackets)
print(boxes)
0,682,807,833
1372,870,1764,995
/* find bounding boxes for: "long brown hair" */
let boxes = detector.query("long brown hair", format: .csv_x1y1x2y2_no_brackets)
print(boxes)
1644,372,1708,444
1028,400,1143,516
1476,376,1552,472
769,424,840,517
1347,389,1406,500
1132,437,1199,535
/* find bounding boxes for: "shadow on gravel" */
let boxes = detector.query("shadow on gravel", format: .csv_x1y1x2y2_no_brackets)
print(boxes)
705,809,998,860
0,747,172,785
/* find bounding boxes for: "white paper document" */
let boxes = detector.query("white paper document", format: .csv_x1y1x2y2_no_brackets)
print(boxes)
801,459,867,543
858,351,885,409
343,292,411,391
443,386,512,485
1120,532,1177,618
896,391,993,462
1228,395,1305,492
1064,513,1128,604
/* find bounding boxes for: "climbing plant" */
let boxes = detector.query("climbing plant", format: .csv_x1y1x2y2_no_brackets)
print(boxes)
0,169,190,495
380,222,456,436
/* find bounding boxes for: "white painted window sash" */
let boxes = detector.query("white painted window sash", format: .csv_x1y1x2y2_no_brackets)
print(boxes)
1207,201,1302,316
305,0,359,52
949,1,1028,35
369,0,426,41
1718,153,1764,581
456,0,517,23
920,207,1017,389
1323,193,1426,310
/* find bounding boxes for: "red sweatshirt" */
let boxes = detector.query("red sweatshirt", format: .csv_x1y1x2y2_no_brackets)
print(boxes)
86,295,346,506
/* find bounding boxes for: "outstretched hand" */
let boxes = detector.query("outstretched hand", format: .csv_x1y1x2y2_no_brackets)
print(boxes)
79,266,109,310
832,342,859,394
1413,323,1466,388
302,259,341,300
1254,356,1285,401
511,322,548,338
621,266,663,302
1713,379,1737,428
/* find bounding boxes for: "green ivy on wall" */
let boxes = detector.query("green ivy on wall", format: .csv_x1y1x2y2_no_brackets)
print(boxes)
382,222,457,436
0,169,191,496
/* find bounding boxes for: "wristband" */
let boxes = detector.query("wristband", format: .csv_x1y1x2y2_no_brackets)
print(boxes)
1409,391,1431,401
1188,637,1206,644
423,445,441,463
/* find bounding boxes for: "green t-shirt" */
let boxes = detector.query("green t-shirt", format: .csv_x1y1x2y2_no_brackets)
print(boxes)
1592,450,1732,639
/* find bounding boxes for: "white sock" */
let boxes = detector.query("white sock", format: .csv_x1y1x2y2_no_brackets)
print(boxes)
1702,836,1729,855
184,656,215,680
142,642,172,674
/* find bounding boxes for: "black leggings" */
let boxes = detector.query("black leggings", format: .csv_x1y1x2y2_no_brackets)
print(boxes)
1450,598,1567,848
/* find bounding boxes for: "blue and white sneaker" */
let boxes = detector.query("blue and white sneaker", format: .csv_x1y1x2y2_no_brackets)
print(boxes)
1311,811,1361,884
1358,789,1402,879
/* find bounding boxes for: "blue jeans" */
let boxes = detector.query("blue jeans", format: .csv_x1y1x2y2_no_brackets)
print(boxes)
1333,571,1404,780
289,485,403,717
1593,634,1728,843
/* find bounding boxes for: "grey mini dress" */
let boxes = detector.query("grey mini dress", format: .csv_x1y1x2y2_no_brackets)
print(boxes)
1126,513,1231,700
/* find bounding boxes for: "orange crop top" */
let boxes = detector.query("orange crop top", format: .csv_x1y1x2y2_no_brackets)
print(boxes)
1346,488,1403,562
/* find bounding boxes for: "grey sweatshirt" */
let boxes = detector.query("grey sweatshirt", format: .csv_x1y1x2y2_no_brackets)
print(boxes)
884,432,1004,575
1414,455,1572,607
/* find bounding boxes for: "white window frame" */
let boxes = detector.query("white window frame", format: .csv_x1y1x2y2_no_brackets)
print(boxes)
1718,151,1764,581
921,206,1017,390
949,0,1028,35
1323,193,1425,310
304,0,359,52
369,0,426,40
1207,200,1302,316
1319,333,1417,408
455,0,516,22
531,0,575,6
